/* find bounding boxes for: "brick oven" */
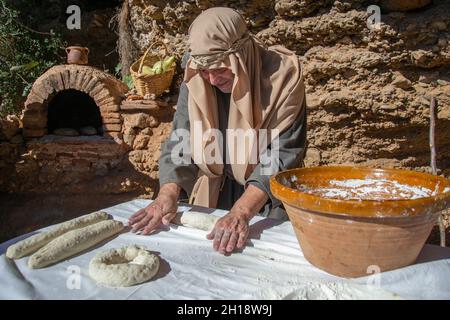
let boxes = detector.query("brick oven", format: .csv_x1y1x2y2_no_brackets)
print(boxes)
0,64,175,195
22,64,128,139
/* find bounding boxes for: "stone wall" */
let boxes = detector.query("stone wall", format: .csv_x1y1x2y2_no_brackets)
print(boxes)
125,0,450,176
0,116,23,191
120,99,175,182
7,136,128,193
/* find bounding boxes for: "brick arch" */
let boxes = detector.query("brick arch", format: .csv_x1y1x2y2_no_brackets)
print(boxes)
22,65,128,138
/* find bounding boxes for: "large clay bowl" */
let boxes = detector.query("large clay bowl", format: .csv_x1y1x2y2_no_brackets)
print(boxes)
270,166,450,278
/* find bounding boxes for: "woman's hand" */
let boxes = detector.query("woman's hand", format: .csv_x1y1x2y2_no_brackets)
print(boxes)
206,184,269,254
206,210,250,255
128,183,180,235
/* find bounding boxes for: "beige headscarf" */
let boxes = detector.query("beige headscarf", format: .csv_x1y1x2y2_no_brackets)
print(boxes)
184,7,305,208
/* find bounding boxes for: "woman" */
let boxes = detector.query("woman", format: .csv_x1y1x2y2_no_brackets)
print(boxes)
129,7,307,255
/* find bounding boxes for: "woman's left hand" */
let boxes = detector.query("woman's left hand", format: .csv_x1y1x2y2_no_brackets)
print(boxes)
206,211,250,255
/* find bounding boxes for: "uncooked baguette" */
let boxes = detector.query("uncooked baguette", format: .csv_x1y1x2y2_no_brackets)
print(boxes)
172,211,220,231
28,220,124,269
6,211,109,259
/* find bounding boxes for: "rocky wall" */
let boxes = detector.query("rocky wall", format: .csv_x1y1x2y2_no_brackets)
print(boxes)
0,115,23,191
120,99,176,182
125,0,450,176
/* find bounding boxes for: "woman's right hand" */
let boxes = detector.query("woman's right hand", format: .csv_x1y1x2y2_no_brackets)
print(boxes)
128,183,180,235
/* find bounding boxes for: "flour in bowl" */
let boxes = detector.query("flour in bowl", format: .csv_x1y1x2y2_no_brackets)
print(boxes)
295,178,433,200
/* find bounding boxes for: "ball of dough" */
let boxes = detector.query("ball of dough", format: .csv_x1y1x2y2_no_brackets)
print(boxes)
89,245,159,287
172,211,220,231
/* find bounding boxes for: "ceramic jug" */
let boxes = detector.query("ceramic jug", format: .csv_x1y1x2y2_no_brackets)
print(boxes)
66,46,89,65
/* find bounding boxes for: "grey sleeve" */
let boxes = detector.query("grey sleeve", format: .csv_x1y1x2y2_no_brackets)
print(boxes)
158,82,199,196
245,100,307,207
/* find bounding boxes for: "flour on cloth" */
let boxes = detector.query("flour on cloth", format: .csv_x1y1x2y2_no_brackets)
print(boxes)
259,281,403,300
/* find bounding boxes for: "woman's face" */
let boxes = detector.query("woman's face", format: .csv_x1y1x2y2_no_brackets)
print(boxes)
199,67,234,93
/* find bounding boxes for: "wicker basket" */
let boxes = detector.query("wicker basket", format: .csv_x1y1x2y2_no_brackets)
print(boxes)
130,41,175,97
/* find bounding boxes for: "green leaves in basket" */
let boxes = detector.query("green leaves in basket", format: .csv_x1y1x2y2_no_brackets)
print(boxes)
152,61,163,75
142,66,153,75
162,55,176,72
141,55,176,76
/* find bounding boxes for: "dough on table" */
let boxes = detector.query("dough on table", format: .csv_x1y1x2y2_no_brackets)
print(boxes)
89,245,160,287
6,211,109,259
172,211,220,231
28,220,124,269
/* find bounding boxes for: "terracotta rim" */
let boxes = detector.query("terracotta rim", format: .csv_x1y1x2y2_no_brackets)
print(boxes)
270,166,450,218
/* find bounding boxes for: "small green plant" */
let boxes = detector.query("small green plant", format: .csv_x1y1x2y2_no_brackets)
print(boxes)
0,0,65,118
114,63,134,90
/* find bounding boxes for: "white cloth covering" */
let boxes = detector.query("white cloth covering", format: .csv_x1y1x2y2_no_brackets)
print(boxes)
0,199,449,300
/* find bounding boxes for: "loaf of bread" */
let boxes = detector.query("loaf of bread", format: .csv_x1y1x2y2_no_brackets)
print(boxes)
6,211,109,259
28,220,124,269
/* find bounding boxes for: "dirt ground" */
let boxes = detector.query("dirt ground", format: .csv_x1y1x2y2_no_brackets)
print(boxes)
0,192,140,243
